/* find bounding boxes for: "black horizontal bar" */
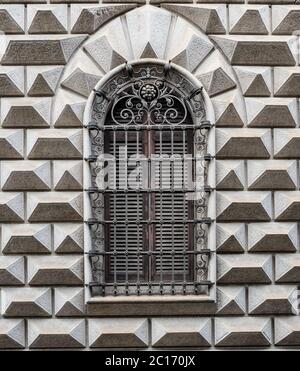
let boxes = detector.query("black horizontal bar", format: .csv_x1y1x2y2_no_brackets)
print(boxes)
87,249,212,256
87,122,213,131
86,186,213,194
86,218,213,225
88,281,214,288
85,154,214,163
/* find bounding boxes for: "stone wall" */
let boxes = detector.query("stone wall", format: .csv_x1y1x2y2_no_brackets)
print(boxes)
0,0,300,350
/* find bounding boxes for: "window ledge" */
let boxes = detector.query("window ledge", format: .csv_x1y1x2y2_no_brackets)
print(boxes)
88,295,214,304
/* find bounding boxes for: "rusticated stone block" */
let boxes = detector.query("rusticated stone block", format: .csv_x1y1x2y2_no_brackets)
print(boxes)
54,224,84,253
28,319,85,349
27,5,68,34
272,6,300,35
216,223,246,253
217,191,272,222
27,129,83,159
53,161,83,191
61,68,101,98
0,129,23,159
216,161,245,190
212,90,246,127
249,285,297,315
0,5,24,34
1,161,51,191
212,35,297,66
217,287,246,315
215,318,272,347
28,256,83,286
246,98,297,127
217,254,272,284
274,129,300,158
275,318,300,346
216,129,271,159
0,256,24,285
0,67,24,97
234,66,271,97
247,160,297,190
55,288,85,316
27,192,83,222
53,90,85,128
229,5,270,35
0,320,25,349
248,223,297,252
27,66,63,97
275,192,300,221
0,193,24,223
1,288,52,317
1,36,86,65
276,254,300,283
89,318,149,348
2,224,51,254
274,68,300,97
152,318,212,347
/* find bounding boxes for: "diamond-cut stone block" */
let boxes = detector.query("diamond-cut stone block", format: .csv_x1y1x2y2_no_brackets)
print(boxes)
2,224,51,254
53,161,83,191
216,160,245,190
234,66,271,97
217,287,246,315
0,193,24,223
216,129,271,158
217,191,272,222
0,5,24,34
27,66,63,97
275,192,300,221
212,35,297,66
274,68,300,97
198,67,236,97
28,256,83,286
27,192,83,222
272,6,300,35
55,288,84,317
249,285,298,315
212,90,246,127
89,319,149,348
1,288,52,317
152,318,212,347
1,98,51,128
215,318,272,347
248,223,297,252
274,129,300,158
246,98,297,127
217,254,273,284
216,223,246,253
61,68,101,98
247,160,297,190
27,129,83,159
276,254,300,283
0,320,25,349
28,319,85,349
0,129,23,159
1,161,51,191
1,36,86,65
229,5,269,35
28,5,67,34
54,224,84,253
162,4,226,34
71,4,136,34
275,318,300,346
0,256,24,285
53,90,86,128
0,67,24,97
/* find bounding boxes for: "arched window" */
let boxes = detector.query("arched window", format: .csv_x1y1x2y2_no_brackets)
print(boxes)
87,61,212,297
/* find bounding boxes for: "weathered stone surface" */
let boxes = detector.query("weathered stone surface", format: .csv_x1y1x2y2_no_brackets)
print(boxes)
0,67,24,97
215,318,272,347
212,90,246,127
0,320,25,349
229,5,269,35
275,318,300,346
0,5,24,34
274,129,300,158
217,287,246,315
27,192,83,222
216,129,271,158
0,256,24,285
162,4,226,34
274,68,300,97
55,288,85,316
272,6,300,35
276,254,300,283
89,319,149,348
217,191,272,221
71,4,136,34
248,285,297,315
1,36,86,65
212,35,297,66
0,130,23,159
2,224,51,254
53,161,83,191
152,318,212,347
27,66,63,97
198,67,236,97
216,223,246,253
275,192,300,221
216,160,245,190
248,223,298,252
28,5,68,34
234,66,271,97
61,68,101,98
247,160,297,190
54,224,84,253
0,193,24,223
28,319,85,349
217,254,273,284
28,256,84,286
27,129,83,159
1,288,52,317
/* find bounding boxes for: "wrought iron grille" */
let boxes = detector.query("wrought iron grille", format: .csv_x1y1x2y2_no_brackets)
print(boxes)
87,62,213,297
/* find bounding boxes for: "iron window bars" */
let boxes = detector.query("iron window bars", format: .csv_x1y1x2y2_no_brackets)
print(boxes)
87,62,213,297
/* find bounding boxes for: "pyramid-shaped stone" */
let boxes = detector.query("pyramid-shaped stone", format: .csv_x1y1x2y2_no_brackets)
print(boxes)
140,42,158,59
244,75,270,97
61,68,100,98
230,10,268,35
0,9,24,34
54,103,85,128
28,67,63,97
28,10,67,34
198,67,236,97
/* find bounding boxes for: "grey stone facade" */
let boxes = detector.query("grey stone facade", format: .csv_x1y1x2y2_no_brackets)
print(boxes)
0,0,300,350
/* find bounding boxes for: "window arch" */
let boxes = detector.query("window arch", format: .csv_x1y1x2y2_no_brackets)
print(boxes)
87,60,213,297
